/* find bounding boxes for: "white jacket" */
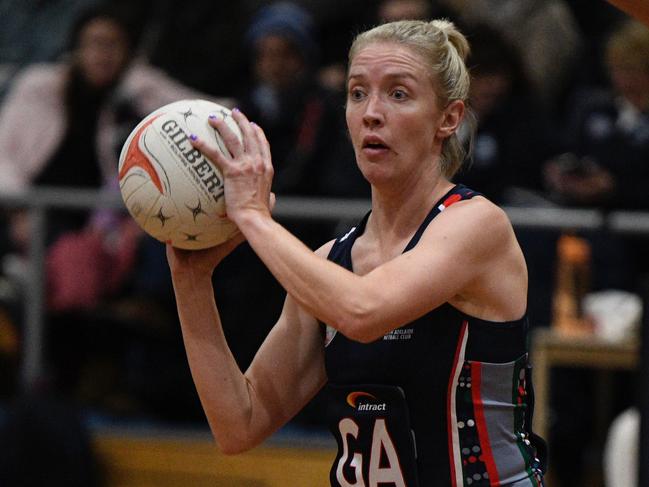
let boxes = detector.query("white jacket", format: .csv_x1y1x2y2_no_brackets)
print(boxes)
0,61,227,193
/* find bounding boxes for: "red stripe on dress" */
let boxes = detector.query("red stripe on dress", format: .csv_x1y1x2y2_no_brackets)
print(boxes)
446,320,468,487
472,362,501,485
442,193,463,208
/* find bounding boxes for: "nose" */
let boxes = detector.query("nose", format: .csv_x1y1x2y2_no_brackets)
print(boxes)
362,94,385,128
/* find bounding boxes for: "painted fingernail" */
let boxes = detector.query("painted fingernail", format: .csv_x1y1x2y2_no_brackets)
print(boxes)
189,133,198,141
208,114,217,119
232,107,240,113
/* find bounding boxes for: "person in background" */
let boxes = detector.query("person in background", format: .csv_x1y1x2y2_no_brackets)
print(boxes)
441,0,581,112
378,0,436,22
540,20,649,485
0,4,219,415
455,24,556,204
239,1,352,197
543,19,649,212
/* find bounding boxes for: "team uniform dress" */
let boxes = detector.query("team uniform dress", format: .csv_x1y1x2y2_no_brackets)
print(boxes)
324,185,545,487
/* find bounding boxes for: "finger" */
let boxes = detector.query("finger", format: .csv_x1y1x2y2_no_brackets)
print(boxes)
249,122,266,173
254,123,273,174
189,134,230,173
230,108,257,155
249,122,265,160
208,114,244,159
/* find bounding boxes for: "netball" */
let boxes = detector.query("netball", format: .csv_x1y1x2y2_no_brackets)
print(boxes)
118,99,240,250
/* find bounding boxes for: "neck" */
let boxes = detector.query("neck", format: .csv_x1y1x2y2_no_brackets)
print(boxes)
367,171,454,242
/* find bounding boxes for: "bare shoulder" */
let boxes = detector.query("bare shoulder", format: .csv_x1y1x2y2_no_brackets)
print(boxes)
426,195,515,249
435,197,526,319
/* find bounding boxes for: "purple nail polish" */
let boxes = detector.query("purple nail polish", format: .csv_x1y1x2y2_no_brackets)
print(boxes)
232,107,240,113
208,114,217,119
190,133,198,141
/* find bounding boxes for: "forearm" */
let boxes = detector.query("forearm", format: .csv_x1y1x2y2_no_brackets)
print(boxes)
171,272,259,452
235,211,380,341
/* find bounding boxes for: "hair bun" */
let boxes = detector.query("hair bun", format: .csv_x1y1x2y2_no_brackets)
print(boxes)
430,19,470,61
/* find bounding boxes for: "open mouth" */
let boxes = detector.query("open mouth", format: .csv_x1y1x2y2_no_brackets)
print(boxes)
362,136,390,153
363,142,388,150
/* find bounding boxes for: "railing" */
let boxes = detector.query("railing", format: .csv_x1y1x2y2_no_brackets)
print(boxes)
2,187,649,484
2,187,649,389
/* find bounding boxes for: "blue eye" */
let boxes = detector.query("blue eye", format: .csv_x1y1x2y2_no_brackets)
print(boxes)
348,88,365,101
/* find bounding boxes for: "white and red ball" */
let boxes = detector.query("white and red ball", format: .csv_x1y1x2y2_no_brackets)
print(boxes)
118,99,239,249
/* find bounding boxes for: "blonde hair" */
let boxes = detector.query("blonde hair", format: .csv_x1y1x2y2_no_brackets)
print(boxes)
606,20,649,73
348,19,474,178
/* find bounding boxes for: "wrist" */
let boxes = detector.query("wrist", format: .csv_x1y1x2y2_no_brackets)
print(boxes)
230,207,272,232
171,266,214,291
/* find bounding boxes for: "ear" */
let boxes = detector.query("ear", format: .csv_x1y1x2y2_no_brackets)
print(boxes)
435,100,465,140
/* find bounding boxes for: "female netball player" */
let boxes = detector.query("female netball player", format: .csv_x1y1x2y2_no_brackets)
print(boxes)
169,19,546,486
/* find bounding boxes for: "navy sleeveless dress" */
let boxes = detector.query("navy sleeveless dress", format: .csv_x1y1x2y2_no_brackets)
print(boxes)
323,185,545,487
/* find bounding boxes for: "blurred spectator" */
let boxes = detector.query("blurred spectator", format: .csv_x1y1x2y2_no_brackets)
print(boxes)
239,1,356,197
143,0,250,96
543,19,649,211
455,25,557,204
565,0,627,95
378,0,435,22
0,4,217,415
441,0,582,111
0,0,159,102
0,393,105,487
538,21,649,486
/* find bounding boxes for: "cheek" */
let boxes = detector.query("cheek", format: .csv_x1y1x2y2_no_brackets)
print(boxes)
399,110,433,138
345,106,360,142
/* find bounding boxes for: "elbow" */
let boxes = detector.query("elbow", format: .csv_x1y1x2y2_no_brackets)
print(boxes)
209,418,260,456
217,441,251,456
213,433,258,456
333,303,385,344
344,325,384,344
325,283,391,343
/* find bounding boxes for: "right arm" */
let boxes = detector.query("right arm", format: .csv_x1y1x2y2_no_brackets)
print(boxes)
168,240,330,454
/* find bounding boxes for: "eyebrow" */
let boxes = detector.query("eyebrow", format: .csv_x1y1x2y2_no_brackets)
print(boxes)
347,71,420,83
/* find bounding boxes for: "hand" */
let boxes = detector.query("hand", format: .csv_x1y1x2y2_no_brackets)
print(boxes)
166,231,246,279
190,108,274,227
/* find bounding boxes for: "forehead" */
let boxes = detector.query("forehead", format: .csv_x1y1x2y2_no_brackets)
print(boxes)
79,18,127,43
348,41,430,80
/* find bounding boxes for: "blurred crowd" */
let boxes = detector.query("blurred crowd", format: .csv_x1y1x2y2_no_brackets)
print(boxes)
0,0,647,485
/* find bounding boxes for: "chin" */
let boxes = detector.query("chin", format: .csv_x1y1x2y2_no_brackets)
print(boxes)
358,165,393,188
